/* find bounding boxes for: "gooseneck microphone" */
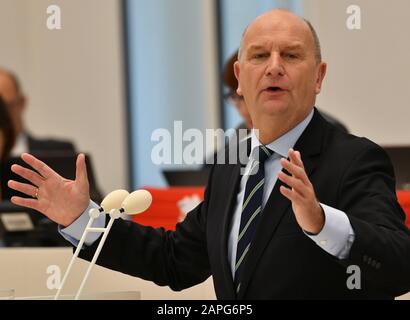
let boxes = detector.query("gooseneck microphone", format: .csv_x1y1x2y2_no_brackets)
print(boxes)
54,189,152,300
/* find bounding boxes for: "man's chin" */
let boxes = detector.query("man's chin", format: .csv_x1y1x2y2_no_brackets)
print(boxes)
260,101,289,116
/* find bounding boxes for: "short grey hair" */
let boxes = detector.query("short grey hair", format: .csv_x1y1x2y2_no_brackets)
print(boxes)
303,18,322,64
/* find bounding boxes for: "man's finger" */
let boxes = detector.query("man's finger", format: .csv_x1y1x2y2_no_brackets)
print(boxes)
21,153,57,180
279,185,303,203
75,153,89,186
280,158,308,184
288,149,304,169
11,164,44,186
278,171,307,197
8,180,38,198
10,196,40,212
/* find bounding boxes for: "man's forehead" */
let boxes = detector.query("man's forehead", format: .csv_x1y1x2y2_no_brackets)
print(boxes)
242,11,312,48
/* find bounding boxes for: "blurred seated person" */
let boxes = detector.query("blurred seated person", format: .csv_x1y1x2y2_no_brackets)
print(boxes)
0,68,102,202
0,102,68,247
224,50,349,134
0,68,75,155
0,96,15,161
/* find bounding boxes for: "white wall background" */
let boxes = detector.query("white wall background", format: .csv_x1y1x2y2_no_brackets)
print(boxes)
0,0,127,195
301,0,410,145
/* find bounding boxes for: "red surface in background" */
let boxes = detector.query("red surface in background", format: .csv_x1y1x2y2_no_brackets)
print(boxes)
397,190,410,228
132,187,204,230
133,188,410,230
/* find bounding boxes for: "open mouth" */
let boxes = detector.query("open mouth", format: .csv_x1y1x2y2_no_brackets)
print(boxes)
266,87,283,92
264,86,285,93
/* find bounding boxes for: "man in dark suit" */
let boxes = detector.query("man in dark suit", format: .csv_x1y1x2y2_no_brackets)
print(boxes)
0,68,76,156
7,9,410,299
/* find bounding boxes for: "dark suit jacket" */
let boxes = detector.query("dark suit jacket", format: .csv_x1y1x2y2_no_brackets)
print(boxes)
25,133,102,202
27,133,76,154
79,109,410,299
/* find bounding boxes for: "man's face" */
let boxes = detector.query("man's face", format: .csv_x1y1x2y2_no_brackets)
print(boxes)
234,11,326,128
0,72,25,135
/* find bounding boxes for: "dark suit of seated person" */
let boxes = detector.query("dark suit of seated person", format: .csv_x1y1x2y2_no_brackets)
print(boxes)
26,134,75,154
0,96,15,161
7,10,410,299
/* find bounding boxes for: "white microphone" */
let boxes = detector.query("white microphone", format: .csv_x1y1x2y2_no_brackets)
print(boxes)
73,189,152,300
120,189,153,217
55,189,153,300
88,189,130,219
100,189,153,222
55,189,131,300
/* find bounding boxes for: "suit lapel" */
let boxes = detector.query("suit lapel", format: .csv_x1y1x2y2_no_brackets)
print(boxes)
237,109,327,298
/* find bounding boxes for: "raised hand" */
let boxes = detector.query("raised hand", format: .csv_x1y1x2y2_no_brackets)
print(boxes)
7,153,90,227
278,149,324,234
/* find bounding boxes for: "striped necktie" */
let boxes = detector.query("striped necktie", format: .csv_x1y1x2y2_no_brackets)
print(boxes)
234,145,273,294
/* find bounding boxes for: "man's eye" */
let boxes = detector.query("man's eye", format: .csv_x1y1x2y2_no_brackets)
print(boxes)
252,53,268,59
283,53,299,59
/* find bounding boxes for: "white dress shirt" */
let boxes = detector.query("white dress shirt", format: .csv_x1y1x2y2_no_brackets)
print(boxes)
11,133,28,156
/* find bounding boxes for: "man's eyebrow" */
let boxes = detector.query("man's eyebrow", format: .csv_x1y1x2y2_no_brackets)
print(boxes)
247,45,267,52
283,44,304,51
246,43,305,53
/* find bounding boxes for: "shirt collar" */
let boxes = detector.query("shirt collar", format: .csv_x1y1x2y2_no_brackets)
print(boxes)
250,109,314,160
11,132,28,156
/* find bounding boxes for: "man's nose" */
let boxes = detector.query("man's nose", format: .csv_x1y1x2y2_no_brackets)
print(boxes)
265,53,285,77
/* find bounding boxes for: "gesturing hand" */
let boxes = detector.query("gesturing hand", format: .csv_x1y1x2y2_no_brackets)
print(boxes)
277,149,324,235
7,153,90,227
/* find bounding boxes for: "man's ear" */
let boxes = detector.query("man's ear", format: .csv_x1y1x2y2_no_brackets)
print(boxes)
315,62,327,94
20,95,27,110
233,61,243,96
